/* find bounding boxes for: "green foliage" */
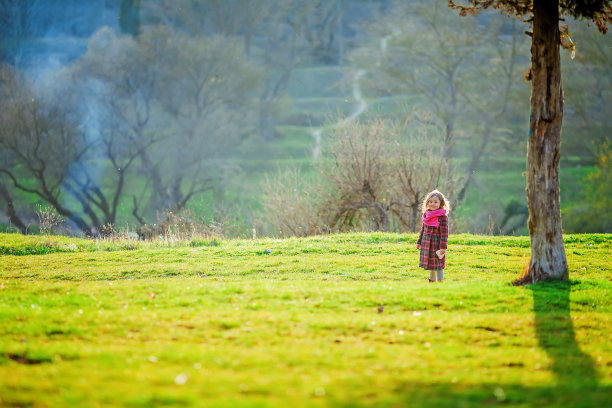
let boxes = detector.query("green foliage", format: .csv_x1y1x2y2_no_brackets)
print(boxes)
1,232,611,406
563,143,612,232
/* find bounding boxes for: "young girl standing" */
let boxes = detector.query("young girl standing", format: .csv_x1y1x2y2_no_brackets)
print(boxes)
416,190,450,282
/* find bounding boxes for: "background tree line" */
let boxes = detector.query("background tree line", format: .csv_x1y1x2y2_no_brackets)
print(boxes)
0,0,376,236
0,0,610,237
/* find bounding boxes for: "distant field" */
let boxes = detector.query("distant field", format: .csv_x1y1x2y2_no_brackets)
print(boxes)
1,232,611,407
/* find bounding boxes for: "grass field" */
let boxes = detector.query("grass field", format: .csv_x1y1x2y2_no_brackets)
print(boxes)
1,232,611,407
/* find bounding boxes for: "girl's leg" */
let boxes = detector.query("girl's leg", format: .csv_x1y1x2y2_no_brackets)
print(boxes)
437,270,444,282
429,271,436,282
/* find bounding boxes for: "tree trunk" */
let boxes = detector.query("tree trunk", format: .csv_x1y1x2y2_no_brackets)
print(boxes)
411,203,419,233
140,150,170,211
524,0,568,283
0,183,27,234
374,202,389,232
119,0,141,36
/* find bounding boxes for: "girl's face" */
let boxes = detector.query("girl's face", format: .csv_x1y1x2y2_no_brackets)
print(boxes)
427,196,441,211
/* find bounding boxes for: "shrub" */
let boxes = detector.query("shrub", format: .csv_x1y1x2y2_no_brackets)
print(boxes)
262,116,459,237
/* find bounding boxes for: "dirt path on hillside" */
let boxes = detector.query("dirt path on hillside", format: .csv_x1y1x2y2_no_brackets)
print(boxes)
311,69,367,160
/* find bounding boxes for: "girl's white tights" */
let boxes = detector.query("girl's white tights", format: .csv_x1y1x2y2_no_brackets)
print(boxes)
429,270,444,282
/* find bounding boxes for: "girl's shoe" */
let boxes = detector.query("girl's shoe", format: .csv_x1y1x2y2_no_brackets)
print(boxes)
428,279,435,283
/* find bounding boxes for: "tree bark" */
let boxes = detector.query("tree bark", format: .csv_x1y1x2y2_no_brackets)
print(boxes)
525,0,568,283
0,183,27,234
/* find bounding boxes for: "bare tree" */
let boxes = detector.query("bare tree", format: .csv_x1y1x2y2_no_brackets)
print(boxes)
0,24,257,236
262,116,455,236
72,26,258,228
0,181,27,233
147,1,345,141
391,114,459,232
321,118,393,232
298,0,342,64
323,116,458,233
71,27,168,229
146,0,273,56
351,0,482,160
456,17,527,202
155,34,258,213
262,169,326,237
350,0,527,200
0,66,95,234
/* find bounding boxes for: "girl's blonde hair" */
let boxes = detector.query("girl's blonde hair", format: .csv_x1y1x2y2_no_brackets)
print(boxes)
421,189,451,213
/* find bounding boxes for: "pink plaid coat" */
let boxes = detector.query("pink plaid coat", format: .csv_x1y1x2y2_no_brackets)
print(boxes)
416,214,448,271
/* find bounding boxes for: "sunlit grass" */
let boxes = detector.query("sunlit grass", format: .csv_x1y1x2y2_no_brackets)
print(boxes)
1,232,611,407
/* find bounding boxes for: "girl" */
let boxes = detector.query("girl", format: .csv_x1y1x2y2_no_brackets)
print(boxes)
416,190,450,282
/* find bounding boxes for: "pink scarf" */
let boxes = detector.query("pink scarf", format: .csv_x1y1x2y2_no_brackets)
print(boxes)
422,208,446,227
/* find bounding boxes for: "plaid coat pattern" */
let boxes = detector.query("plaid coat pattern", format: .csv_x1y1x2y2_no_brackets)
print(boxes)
416,214,448,271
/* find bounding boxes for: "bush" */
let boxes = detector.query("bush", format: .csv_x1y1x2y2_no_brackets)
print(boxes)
262,169,328,237
262,116,459,236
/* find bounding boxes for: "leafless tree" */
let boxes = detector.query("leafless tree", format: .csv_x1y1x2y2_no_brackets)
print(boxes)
72,26,258,228
350,0,527,201
391,113,459,232
262,169,327,237
0,65,95,234
70,27,168,229
262,116,456,236
0,181,27,233
146,1,346,141
154,33,257,214
321,118,393,232
322,116,458,233
298,0,342,64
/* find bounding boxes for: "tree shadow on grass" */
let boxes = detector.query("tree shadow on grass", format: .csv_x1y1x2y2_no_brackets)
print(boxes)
385,280,608,407
377,280,609,407
384,382,612,407
530,279,599,387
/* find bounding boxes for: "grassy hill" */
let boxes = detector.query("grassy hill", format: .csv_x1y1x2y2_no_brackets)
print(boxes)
0,65,598,237
1,232,611,407
190,65,597,237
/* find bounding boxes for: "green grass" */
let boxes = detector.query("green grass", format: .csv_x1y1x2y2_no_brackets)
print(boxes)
1,232,611,407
